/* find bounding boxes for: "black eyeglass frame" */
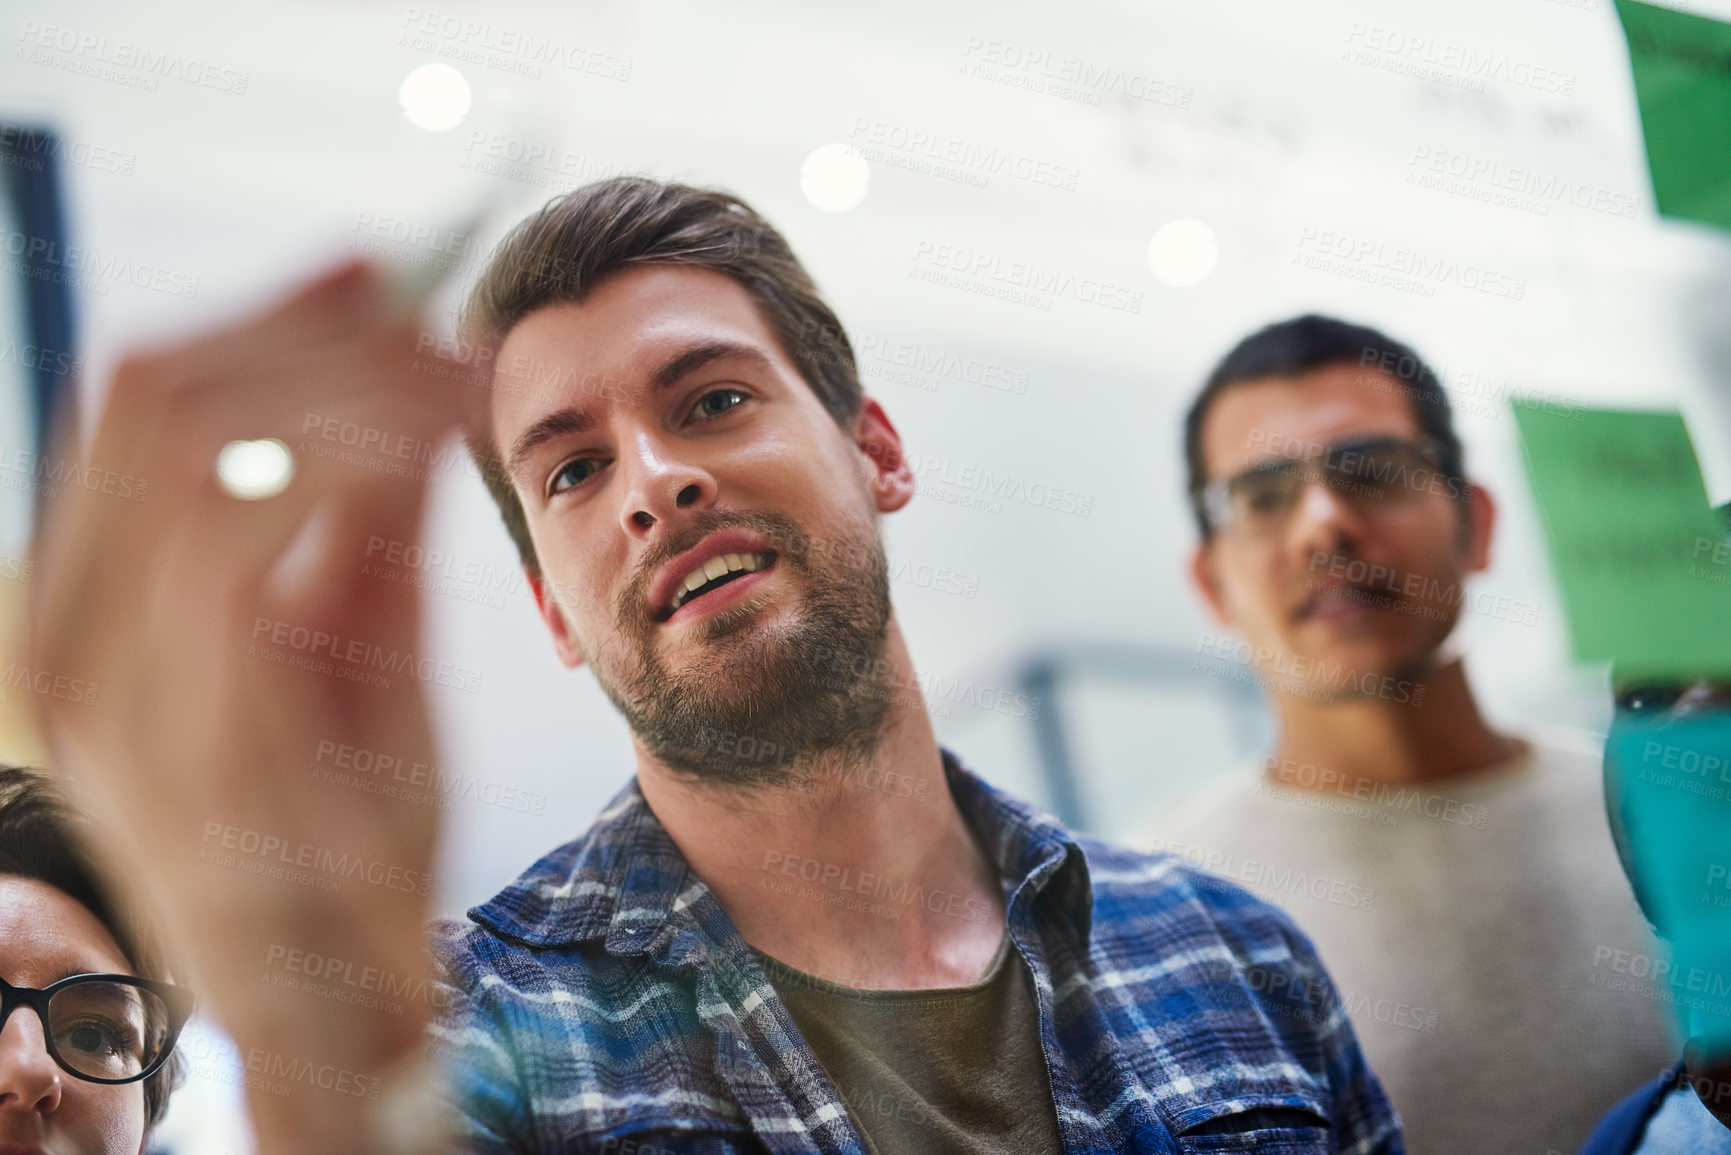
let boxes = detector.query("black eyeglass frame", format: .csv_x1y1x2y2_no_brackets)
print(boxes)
0,970,194,1085
1193,434,1449,537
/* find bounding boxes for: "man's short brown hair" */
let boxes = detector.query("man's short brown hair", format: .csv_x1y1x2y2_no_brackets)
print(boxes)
1182,314,1467,539
462,177,864,572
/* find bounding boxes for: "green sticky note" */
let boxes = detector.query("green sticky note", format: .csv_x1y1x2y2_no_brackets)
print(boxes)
1513,402,1731,678
1616,0,1731,233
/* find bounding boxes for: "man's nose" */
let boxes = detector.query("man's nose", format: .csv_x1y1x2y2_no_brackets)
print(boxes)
1287,473,1364,554
618,429,718,536
0,1007,64,1118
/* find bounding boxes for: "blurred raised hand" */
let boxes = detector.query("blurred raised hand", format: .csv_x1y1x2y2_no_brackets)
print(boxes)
29,261,471,1152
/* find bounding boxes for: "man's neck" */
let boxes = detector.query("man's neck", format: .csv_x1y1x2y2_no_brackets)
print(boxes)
635,620,1007,990
1268,655,1526,792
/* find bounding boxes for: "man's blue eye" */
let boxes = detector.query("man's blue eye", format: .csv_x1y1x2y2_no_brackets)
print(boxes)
695,389,745,419
551,459,601,494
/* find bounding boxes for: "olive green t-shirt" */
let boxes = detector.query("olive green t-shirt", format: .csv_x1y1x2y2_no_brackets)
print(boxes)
753,936,1064,1155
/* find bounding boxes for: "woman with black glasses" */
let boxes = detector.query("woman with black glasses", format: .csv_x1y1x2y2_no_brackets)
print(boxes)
0,765,192,1154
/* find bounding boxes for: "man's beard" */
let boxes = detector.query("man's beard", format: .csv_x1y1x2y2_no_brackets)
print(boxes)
585,509,893,789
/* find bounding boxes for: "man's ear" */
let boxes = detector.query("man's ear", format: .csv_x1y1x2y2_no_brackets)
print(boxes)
1462,480,1496,574
853,398,915,514
1189,540,1234,628
529,569,587,669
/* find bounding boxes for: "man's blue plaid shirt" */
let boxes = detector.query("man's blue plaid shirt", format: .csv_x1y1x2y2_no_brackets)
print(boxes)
428,754,1405,1154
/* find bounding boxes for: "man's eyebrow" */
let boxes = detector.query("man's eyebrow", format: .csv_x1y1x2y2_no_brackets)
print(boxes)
649,341,772,393
505,341,774,480
507,407,594,479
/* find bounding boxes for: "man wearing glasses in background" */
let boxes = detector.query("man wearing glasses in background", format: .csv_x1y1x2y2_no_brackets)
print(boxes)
1136,315,1673,1155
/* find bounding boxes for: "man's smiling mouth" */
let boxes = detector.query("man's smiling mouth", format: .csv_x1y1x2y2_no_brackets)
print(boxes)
1297,581,1400,622
668,551,776,613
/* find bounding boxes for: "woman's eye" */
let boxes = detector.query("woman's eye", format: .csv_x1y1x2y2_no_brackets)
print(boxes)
693,388,746,420
550,458,602,496
60,1019,130,1056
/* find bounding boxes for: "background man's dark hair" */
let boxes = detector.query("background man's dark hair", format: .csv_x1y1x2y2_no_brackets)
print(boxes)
462,177,864,572
1183,314,1468,538
0,765,182,1132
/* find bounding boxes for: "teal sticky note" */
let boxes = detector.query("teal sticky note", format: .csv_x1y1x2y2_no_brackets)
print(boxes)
1607,712,1731,1054
1616,0,1731,234
1512,402,1731,678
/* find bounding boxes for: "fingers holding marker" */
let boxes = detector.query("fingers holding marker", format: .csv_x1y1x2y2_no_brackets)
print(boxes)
28,262,467,762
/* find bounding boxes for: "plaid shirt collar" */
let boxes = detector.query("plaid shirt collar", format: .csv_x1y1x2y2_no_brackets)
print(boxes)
469,749,1091,958
440,748,1403,1153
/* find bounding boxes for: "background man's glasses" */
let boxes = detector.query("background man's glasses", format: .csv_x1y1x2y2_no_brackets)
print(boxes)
0,972,193,1084
1197,435,1447,537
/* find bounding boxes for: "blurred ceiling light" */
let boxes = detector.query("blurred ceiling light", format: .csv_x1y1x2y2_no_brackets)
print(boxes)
1147,218,1218,287
800,143,870,212
399,63,472,132
216,438,294,500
